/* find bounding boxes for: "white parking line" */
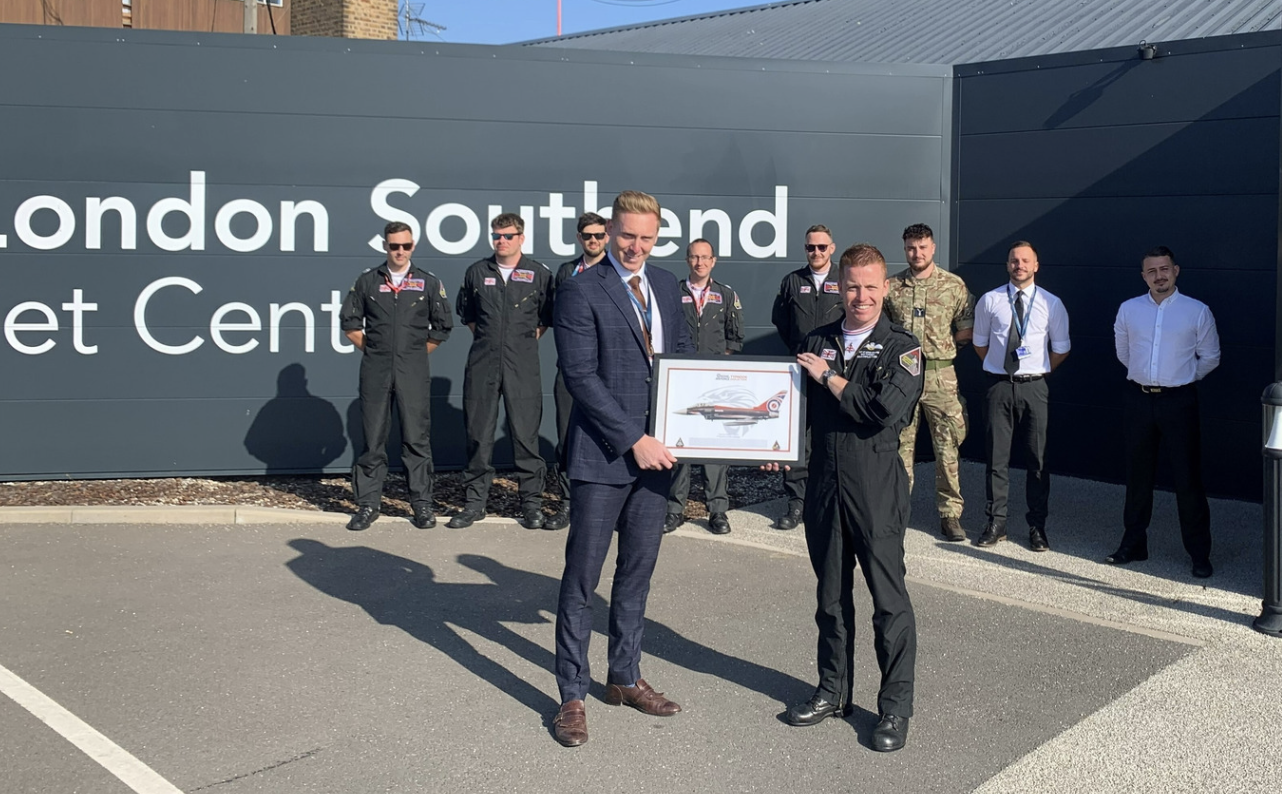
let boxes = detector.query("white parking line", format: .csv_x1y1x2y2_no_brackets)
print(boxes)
0,662,183,794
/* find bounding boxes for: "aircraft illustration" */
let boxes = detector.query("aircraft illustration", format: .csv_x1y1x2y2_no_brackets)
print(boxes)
677,390,788,427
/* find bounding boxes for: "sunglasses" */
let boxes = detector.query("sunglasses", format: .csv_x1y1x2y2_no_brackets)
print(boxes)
386,243,413,251
805,244,830,253
579,232,607,241
491,232,520,241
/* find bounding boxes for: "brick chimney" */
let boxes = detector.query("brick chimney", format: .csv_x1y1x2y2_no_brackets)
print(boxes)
292,0,398,40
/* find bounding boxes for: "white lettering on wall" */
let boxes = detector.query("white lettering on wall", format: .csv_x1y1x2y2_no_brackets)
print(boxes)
146,171,207,252
4,301,58,355
135,277,205,355
15,195,76,250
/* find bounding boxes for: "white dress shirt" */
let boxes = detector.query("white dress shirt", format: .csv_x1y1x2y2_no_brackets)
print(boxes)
609,252,665,355
973,282,1071,376
1113,289,1219,387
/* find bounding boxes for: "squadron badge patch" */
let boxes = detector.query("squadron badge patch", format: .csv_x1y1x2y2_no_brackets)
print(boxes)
899,347,922,377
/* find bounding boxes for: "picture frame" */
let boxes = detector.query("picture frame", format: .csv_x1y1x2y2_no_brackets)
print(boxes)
648,354,806,465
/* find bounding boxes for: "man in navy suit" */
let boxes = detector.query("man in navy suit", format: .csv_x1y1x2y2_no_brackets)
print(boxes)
550,190,695,747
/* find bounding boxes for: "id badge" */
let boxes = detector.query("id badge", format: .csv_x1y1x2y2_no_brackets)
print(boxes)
1015,346,1030,359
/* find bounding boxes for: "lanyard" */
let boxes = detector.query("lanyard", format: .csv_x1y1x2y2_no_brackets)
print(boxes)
384,269,410,294
627,278,654,336
1007,284,1037,340
573,259,587,277
688,281,708,315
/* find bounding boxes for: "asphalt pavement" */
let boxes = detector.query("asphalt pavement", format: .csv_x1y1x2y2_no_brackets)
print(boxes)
1,462,1279,793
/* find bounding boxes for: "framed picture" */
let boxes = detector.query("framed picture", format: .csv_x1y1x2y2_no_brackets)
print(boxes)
648,355,806,465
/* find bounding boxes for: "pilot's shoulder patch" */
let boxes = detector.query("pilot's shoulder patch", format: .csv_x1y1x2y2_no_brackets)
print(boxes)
899,346,922,377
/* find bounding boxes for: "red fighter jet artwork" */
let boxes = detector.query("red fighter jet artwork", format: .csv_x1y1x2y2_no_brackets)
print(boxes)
677,389,788,428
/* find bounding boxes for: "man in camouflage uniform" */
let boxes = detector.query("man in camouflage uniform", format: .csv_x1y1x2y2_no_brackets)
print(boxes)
884,223,974,542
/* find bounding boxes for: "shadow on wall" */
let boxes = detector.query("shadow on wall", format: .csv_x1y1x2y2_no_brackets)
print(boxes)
244,363,347,473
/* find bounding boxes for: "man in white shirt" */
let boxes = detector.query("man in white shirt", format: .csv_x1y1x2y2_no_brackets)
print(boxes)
972,241,1071,552
1109,246,1220,578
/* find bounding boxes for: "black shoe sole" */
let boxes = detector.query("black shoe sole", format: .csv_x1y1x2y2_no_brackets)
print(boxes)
974,536,1006,547
784,705,850,726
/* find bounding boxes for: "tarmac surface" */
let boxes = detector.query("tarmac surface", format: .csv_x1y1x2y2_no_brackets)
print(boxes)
2,462,1279,793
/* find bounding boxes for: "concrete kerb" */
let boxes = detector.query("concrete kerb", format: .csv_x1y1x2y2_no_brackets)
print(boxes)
0,505,528,527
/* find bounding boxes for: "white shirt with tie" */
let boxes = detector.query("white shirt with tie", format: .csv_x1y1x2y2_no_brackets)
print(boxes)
608,252,665,356
973,282,1071,376
1113,288,1219,387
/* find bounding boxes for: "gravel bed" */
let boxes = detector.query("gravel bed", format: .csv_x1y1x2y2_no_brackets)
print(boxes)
0,467,786,520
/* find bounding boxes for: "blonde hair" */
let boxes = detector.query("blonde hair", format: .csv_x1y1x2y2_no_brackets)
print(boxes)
612,190,661,221
839,243,888,280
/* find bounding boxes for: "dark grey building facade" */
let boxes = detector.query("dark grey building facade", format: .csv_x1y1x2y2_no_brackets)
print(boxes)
0,25,950,479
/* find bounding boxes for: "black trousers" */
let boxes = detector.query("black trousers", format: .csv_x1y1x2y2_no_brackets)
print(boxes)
804,509,916,718
461,376,546,510
668,463,729,514
1119,383,1211,562
984,377,1050,527
352,383,434,509
782,427,810,509
552,369,573,501
554,473,669,703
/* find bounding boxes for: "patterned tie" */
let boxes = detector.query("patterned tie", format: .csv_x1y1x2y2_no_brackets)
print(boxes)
628,275,653,357
1004,290,1025,375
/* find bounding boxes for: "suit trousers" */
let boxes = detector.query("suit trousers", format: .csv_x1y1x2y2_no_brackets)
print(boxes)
461,377,546,510
804,509,916,718
554,473,669,703
668,463,729,515
552,369,573,501
1120,384,1211,562
352,384,434,509
984,377,1050,527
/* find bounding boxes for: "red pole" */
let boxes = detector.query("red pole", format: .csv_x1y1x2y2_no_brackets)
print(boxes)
558,0,562,36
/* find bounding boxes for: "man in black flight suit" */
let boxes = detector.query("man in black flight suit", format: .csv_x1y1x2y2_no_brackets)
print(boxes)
770,223,845,530
449,213,555,530
664,238,744,535
546,211,610,531
770,243,923,753
341,221,453,531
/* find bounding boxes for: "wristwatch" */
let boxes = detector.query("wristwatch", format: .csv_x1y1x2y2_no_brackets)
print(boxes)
821,369,835,386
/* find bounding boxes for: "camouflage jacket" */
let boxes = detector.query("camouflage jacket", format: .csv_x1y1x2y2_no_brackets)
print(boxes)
885,266,974,362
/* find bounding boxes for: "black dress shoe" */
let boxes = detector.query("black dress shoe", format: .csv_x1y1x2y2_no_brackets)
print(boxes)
1029,526,1049,552
446,507,485,529
774,504,803,531
940,517,966,542
411,504,436,529
975,522,1006,547
544,507,570,531
1105,546,1149,565
872,714,909,752
347,505,377,531
522,508,545,530
784,694,849,726
663,512,684,534
1191,559,1214,579
708,513,731,535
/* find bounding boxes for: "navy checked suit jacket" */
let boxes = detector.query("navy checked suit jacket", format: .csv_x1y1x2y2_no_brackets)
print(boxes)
554,258,694,484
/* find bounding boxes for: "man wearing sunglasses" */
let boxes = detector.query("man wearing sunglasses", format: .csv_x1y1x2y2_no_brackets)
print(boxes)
450,213,555,530
340,221,454,532
546,212,610,531
769,224,845,530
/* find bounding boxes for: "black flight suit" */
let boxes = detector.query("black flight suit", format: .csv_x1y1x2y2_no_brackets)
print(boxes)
771,266,845,511
551,256,599,502
668,278,745,516
800,312,923,719
340,263,453,510
456,255,555,511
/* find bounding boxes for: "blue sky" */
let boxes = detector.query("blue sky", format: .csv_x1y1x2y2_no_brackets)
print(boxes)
407,0,758,45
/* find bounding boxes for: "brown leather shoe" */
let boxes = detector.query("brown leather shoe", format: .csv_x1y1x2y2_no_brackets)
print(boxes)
552,700,588,747
603,679,682,716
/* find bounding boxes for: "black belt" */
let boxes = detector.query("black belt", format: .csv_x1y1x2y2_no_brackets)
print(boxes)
988,373,1045,383
1134,381,1192,394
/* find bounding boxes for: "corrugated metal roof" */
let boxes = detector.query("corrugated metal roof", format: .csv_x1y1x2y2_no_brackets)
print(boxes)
524,0,1282,64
